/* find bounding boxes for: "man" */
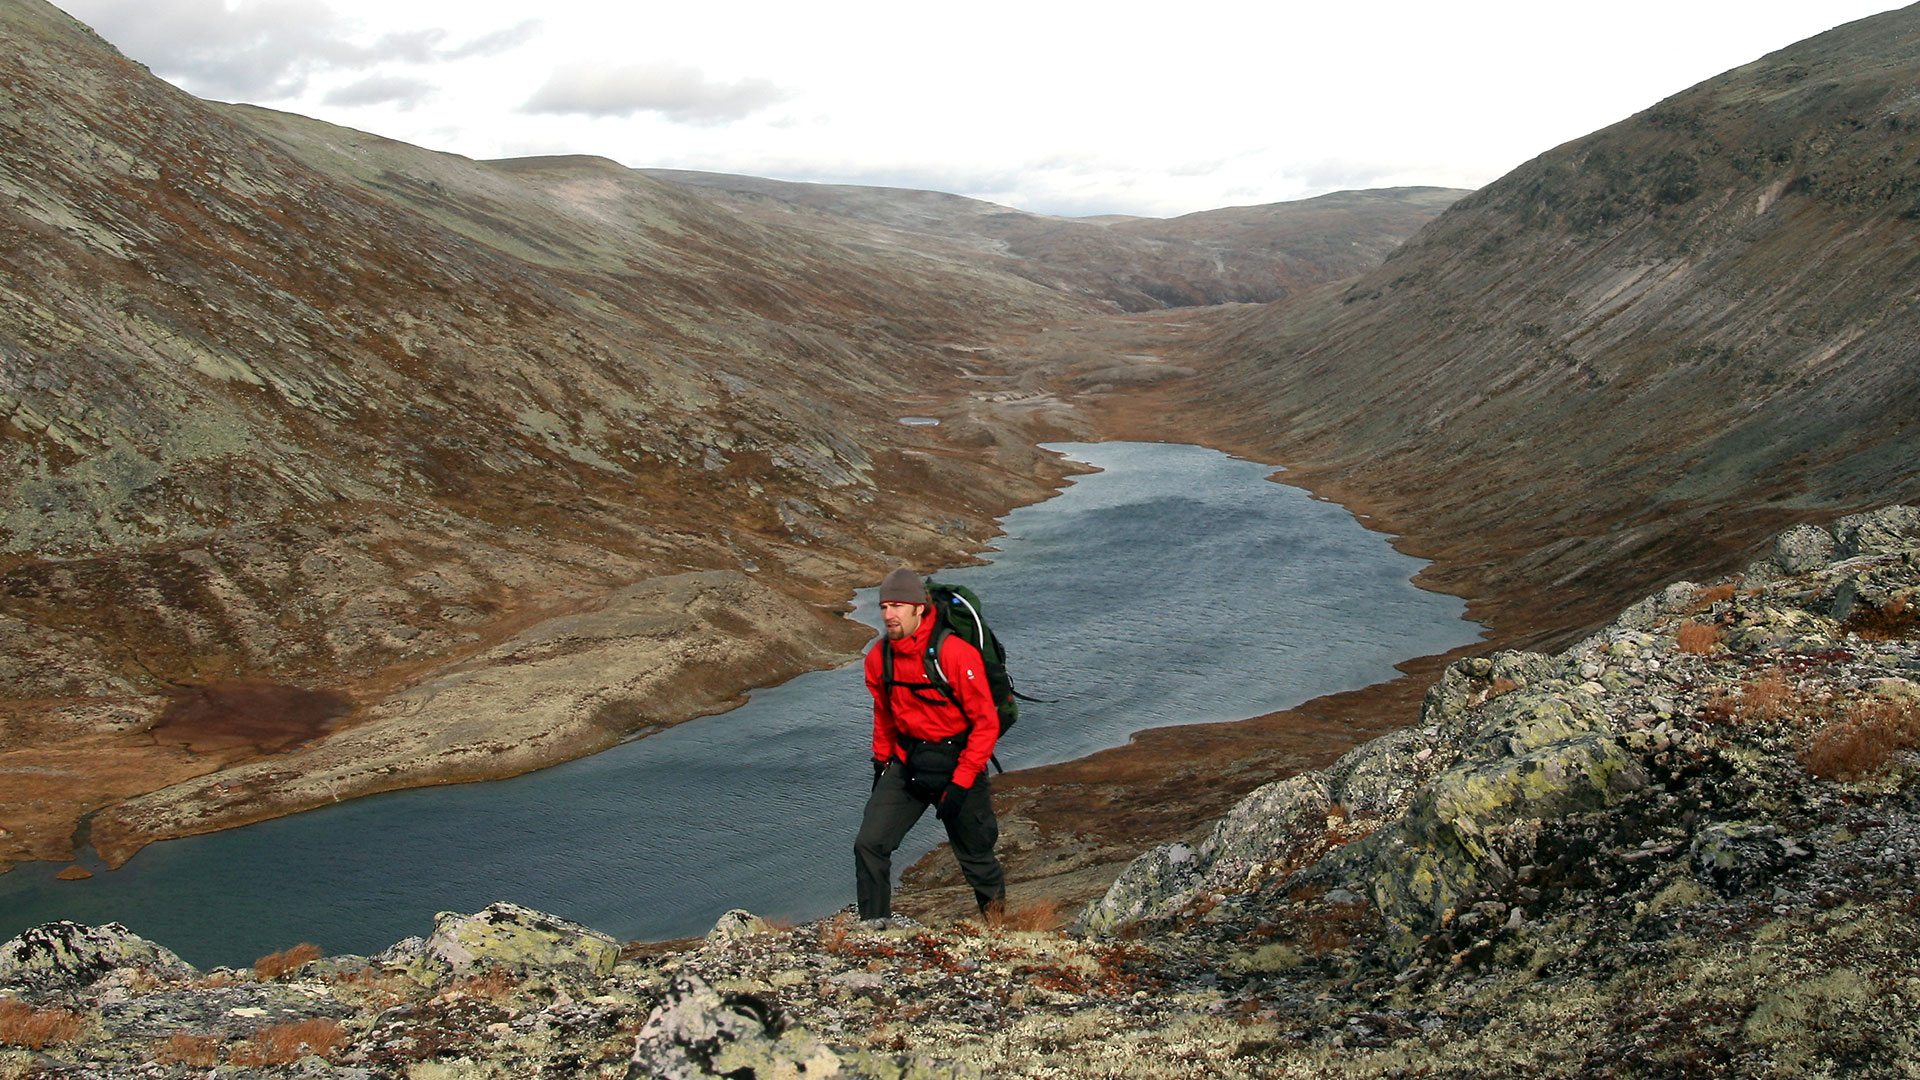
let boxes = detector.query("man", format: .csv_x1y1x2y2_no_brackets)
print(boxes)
855,567,1006,925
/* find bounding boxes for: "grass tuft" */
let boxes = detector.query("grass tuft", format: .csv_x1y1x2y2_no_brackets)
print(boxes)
1677,621,1723,654
226,1018,343,1066
0,999,85,1049
1802,697,1920,781
254,942,323,981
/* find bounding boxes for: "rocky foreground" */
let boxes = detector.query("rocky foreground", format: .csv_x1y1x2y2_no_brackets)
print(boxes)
3,508,1918,1078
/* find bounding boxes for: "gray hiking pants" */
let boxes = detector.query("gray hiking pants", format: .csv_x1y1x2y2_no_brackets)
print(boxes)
854,761,1004,920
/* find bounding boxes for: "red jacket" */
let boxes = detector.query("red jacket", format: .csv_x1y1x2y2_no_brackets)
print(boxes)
865,611,1001,789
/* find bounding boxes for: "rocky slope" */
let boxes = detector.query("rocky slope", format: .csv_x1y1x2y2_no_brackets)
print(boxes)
3,508,1915,1077
645,170,1467,310
1114,4,1920,649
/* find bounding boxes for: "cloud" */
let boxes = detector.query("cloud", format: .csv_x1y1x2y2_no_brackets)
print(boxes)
442,20,543,60
60,0,538,101
522,63,788,125
323,74,436,110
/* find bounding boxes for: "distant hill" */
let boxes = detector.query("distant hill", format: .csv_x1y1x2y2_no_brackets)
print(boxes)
643,169,1467,310
1155,4,1920,644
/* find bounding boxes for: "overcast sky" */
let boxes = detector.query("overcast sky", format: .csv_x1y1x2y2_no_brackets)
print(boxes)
55,0,1905,218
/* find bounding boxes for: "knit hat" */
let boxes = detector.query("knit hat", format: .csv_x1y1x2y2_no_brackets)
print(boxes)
878,567,928,606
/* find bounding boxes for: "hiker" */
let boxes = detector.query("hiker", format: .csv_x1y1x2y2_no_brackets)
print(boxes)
855,567,1006,925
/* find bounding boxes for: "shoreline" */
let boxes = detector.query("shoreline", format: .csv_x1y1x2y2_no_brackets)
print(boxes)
10,353,1533,948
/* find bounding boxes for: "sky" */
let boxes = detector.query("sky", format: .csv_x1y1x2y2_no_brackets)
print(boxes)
54,0,1907,219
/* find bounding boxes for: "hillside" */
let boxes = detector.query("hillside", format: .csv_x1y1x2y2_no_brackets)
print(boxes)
0,0,1450,878
1119,4,1920,648
645,169,1466,309
0,0,1099,872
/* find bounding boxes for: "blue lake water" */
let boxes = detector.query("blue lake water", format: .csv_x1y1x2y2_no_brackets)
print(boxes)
0,441,1481,966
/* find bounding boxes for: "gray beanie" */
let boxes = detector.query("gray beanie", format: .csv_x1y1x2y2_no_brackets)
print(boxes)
878,568,928,605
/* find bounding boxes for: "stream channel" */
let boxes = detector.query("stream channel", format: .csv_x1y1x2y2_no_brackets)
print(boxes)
0,441,1483,966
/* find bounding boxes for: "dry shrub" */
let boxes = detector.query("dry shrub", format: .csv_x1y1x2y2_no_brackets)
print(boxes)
1699,690,1738,726
1677,621,1723,655
0,999,85,1049
254,942,323,980
1297,900,1375,957
1802,697,1920,781
1737,668,1801,724
155,1033,221,1066
226,1018,344,1067
438,967,518,1004
1000,897,1063,932
820,913,853,954
1691,583,1738,610
1845,594,1916,641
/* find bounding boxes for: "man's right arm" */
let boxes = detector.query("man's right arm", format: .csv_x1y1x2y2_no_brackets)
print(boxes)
865,646,899,764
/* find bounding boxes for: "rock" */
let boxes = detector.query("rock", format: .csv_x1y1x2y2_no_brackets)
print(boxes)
1468,689,1608,757
1329,727,1449,820
1350,732,1650,950
1488,650,1558,690
1081,772,1340,935
0,921,195,998
1833,505,1920,558
628,972,841,1080
1773,523,1839,575
1076,842,1202,936
416,902,619,980
1690,822,1807,897
705,909,771,945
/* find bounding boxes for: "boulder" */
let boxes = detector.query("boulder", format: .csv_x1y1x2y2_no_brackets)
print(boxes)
1468,688,1608,757
416,902,619,979
1328,726,1451,820
705,909,772,946
1079,774,1332,935
1075,842,1202,936
1772,523,1839,575
1690,821,1810,897
0,921,195,998
1833,505,1920,558
628,973,841,1080
1350,732,1649,951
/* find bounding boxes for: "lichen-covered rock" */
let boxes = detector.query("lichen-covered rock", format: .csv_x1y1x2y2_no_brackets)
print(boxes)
1078,774,1333,935
1328,726,1451,820
417,901,619,980
1075,841,1202,936
1772,522,1839,575
628,972,841,1080
1467,688,1608,757
1833,505,1920,558
1690,821,1810,897
1354,731,1649,949
0,921,194,998
705,908,772,945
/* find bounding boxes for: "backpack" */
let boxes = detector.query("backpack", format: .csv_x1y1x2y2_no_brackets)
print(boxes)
880,578,1037,771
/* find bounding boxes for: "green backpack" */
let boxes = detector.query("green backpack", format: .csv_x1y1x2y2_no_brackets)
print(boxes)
880,578,1037,769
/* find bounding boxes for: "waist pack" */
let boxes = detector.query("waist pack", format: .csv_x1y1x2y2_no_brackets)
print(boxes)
901,736,964,801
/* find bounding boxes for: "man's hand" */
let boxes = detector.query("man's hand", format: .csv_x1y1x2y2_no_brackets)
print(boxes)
872,759,887,789
936,781,968,822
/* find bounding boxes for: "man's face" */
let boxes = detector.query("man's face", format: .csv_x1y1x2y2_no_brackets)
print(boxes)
881,601,923,641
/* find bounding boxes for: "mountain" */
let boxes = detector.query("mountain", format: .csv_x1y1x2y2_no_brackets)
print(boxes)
1127,5,1920,647
0,0,1452,873
645,169,1467,310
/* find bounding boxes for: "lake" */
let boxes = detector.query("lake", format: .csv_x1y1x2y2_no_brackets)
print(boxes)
0,441,1481,966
